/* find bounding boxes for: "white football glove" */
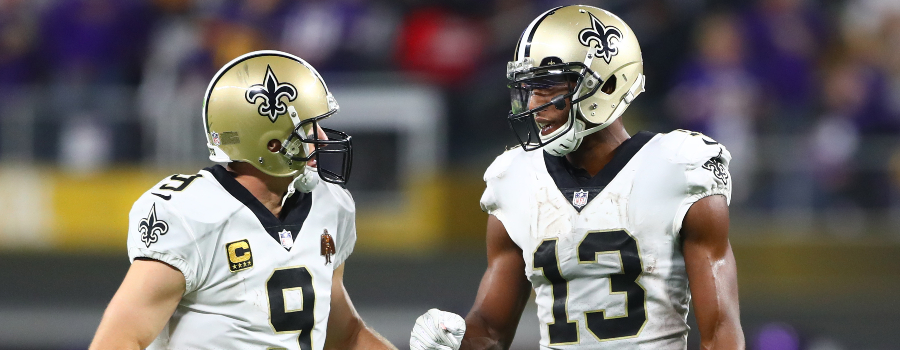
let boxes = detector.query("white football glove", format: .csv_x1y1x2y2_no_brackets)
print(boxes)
410,308,466,350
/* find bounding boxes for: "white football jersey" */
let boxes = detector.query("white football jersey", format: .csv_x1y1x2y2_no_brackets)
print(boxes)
126,165,356,350
481,130,731,350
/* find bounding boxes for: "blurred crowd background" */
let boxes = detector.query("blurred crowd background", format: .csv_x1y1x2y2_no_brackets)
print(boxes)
1,0,899,349
3,0,900,220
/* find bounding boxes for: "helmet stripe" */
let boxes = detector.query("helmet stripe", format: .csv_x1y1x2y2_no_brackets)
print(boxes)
517,6,564,61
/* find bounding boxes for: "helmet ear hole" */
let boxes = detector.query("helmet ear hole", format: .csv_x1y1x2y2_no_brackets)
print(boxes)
600,75,617,95
267,139,282,153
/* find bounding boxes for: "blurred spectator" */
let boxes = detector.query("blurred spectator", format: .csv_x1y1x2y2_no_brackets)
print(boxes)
667,12,759,203
0,0,899,215
37,0,154,167
842,1,900,133
884,13,900,121
281,0,400,71
281,1,344,67
0,0,38,87
0,0,41,160
625,0,703,112
809,59,866,234
742,0,827,133
810,61,862,198
340,1,401,70
220,0,291,37
39,0,152,84
394,6,486,87
138,0,217,166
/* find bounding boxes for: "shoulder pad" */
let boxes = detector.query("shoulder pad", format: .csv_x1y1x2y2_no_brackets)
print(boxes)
317,181,356,214
484,147,527,181
140,171,241,224
659,129,731,167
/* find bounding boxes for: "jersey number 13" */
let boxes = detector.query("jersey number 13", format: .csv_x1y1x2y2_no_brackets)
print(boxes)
533,230,648,344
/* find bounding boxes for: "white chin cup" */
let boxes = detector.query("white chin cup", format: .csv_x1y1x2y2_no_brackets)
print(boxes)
292,166,320,193
542,117,585,157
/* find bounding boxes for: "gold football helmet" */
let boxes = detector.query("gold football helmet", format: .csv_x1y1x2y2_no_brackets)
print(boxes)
203,50,352,184
507,5,645,156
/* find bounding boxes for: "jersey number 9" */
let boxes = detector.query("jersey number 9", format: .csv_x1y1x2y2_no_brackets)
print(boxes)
267,266,316,350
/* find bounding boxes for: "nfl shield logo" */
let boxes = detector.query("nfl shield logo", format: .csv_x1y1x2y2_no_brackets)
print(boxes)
279,229,293,250
573,190,589,208
211,132,221,146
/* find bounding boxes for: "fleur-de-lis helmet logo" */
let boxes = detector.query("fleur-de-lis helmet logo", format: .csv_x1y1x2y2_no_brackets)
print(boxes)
245,65,298,122
139,204,169,248
578,12,624,64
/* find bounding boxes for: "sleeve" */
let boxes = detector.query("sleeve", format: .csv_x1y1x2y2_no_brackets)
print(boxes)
479,149,517,220
670,132,733,235
479,181,499,216
127,194,204,294
331,188,356,269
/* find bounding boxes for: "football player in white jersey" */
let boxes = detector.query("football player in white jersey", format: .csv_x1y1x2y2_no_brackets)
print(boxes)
90,51,396,350
411,5,744,350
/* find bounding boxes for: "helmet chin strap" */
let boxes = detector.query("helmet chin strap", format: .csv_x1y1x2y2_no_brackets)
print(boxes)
543,73,645,157
280,105,319,194
292,166,320,193
542,116,585,157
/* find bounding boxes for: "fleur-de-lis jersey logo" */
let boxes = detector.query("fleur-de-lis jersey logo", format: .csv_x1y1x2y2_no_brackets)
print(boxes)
702,158,729,185
245,65,298,122
578,12,624,64
139,204,169,248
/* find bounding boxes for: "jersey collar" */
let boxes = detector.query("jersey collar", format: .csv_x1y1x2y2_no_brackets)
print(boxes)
205,165,312,251
543,131,655,212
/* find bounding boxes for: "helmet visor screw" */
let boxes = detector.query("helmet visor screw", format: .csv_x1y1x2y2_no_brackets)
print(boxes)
259,157,264,164
590,103,598,109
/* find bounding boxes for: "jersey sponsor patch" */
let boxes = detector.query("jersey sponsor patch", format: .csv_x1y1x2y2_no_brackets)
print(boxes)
139,204,169,247
220,131,240,145
321,229,335,265
226,239,253,272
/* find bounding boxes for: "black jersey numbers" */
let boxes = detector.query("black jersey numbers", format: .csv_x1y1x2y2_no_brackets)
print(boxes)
267,266,316,350
533,230,647,345
159,174,202,191
674,129,718,145
152,174,202,200
578,230,647,341
533,239,579,344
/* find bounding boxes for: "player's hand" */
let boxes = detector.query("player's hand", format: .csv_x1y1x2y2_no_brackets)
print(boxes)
410,308,465,350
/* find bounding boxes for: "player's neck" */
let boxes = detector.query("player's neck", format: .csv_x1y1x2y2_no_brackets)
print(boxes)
564,119,630,177
227,162,293,217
